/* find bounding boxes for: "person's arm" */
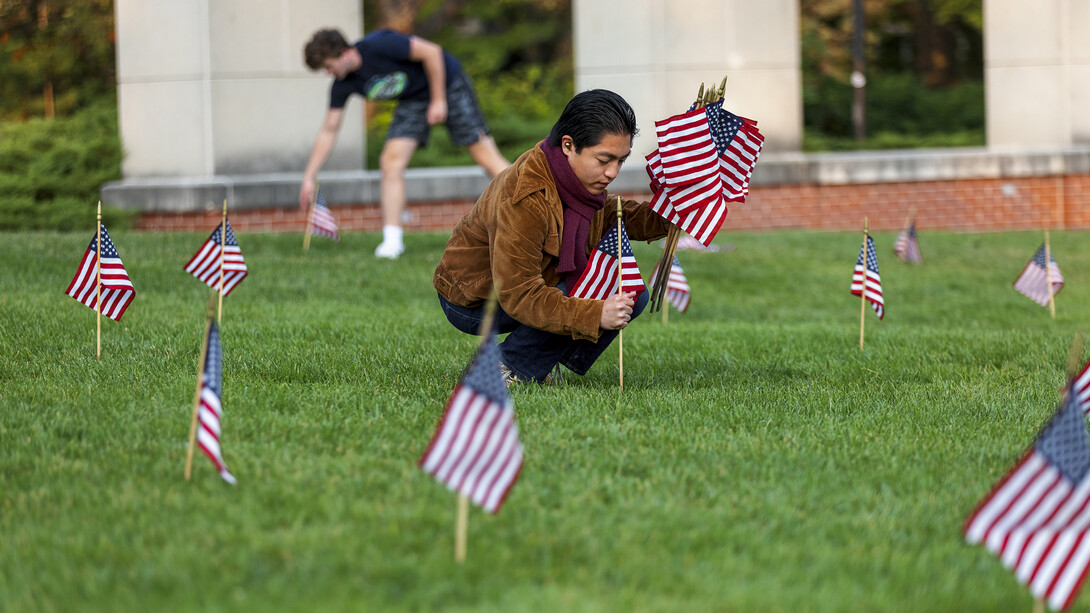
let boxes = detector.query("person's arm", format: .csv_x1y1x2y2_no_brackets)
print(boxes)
299,108,345,209
407,35,447,126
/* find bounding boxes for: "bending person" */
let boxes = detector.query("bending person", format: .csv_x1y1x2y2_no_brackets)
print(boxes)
434,89,669,384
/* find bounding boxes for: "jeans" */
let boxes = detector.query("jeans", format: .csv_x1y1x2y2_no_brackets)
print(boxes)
437,284,649,383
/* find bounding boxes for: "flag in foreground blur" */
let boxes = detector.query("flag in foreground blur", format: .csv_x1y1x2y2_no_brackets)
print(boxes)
65,223,135,321
310,191,340,241
419,330,522,513
570,223,646,301
1014,244,1064,307
851,235,884,319
196,320,237,485
184,220,248,296
965,366,1090,610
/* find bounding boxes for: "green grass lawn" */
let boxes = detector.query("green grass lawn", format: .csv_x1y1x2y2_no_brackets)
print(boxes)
2,228,1088,612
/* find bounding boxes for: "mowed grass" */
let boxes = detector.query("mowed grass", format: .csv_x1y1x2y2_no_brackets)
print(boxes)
2,227,1089,612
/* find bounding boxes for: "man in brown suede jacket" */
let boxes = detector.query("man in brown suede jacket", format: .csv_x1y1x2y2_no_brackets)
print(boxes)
434,89,669,384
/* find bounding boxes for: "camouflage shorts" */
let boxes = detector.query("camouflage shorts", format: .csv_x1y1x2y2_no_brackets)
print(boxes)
387,73,491,147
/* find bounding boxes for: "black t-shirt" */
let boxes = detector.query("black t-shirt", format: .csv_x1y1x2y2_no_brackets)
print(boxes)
329,29,464,108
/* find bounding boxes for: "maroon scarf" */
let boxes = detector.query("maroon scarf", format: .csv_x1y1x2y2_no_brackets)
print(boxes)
539,139,606,291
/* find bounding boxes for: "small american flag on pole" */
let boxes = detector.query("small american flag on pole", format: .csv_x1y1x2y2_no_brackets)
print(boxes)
419,330,522,513
184,220,248,296
851,235,884,319
196,320,237,485
651,255,691,313
1014,244,1064,307
964,370,1090,610
893,221,923,264
310,191,340,241
570,223,646,301
65,223,135,322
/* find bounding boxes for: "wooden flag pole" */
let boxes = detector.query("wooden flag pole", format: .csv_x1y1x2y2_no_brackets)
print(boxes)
303,181,318,253
96,201,102,362
185,290,219,480
1044,230,1056,320
454,282,501,563
617,196,625,393
662,299,669,325
217,199,227,324
859,217,869,351
1066,332,1085,379
1033,597,1045,613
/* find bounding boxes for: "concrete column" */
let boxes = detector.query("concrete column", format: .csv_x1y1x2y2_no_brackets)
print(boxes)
985,0,1090,147
573,0,802,158
114,0,364,177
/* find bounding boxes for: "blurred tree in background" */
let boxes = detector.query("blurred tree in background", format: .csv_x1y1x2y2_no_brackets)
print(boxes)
801,0,984,150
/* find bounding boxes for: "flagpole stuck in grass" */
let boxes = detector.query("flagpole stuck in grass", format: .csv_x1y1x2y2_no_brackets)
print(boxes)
217,199,226,323
96,201,102,362
1045,230,1056,320
860,217,868,351
452,282,502,563
617,196,625,393
185,290,219,481
303,181,318,253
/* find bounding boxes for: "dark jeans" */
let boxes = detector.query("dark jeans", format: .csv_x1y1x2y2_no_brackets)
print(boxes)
437,286,649,383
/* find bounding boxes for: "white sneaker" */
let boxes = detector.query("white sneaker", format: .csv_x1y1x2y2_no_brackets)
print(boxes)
374,241,404,259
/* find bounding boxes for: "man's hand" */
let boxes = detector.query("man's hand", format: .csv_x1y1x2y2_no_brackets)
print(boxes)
299,178,315,210
426,99,448,126
600,292,636,330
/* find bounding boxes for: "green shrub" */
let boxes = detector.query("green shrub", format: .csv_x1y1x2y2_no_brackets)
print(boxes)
0,99,133,231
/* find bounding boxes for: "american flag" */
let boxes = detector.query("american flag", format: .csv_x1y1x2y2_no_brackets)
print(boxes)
1014,244,1064,307
184,220,248,296
851,235,884,319
570,222,646,301
65,223,136,322
651,255,691,313
419,330,522,514
196,320,237,485
652,108,723,214
646,150,727,247
310,191,340,241
893,220,923,264
964,371,1090,610
704,100,764,203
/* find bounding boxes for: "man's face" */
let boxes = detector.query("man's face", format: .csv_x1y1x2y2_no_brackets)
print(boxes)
321,50,355,80
561,133,632,196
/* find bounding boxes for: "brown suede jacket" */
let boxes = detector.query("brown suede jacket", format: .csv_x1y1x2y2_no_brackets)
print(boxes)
433,144,670,342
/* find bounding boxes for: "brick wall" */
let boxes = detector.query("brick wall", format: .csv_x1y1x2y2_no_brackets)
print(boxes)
134,174,1090,234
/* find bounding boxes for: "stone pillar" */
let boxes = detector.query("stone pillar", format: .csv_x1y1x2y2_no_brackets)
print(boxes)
573,0,802,158
985,0,1090,147
114,0,364,177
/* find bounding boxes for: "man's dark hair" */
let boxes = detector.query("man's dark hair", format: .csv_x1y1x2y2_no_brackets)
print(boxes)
547,89,638,150
304,29,351,70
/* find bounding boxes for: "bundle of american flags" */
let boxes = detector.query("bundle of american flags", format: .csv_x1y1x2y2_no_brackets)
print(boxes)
964,358,1090,610
184,220,249,296
645,90,764,248
419,328,523,513
309,191,341,241
65,223,136,321
1014,243,1064,307
851,235,884,319
570,222,646,301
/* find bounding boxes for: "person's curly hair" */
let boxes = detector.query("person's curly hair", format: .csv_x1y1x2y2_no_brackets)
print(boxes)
304,29,350,70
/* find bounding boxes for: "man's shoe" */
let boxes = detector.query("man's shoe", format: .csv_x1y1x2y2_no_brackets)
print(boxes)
499,361,522,387
374,241,405,259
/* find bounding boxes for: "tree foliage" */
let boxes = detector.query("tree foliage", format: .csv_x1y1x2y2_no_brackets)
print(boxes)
0,0,116,121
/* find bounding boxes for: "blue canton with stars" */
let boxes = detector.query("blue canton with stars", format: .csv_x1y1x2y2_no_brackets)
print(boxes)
704,99,744,156
461,332,509,406
1031,244,1056,269
1036,388,1090,483
203,321,223,397
856,236,880,274
87,224,120,258
211,220,241,247
595,224,634,260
